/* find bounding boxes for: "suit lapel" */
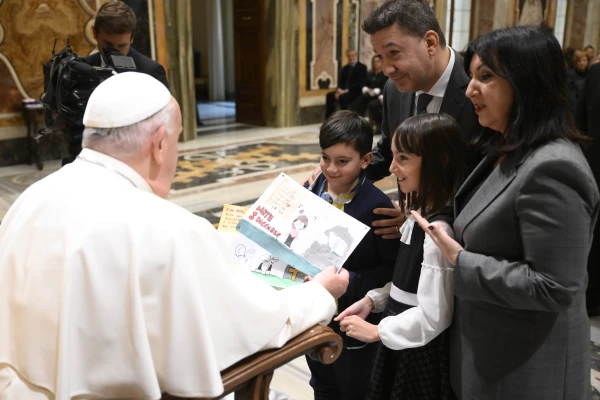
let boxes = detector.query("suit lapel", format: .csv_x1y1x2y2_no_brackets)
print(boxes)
454,152,520,243
398,92,415,123
440,49,470,127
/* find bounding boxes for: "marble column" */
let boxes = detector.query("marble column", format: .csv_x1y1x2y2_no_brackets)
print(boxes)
207,0,226,101
265,0,300,127
165,0,197,141
564,0,589,48
584,0,600,49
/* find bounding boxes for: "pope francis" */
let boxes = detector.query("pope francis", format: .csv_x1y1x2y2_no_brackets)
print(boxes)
0,72,349,399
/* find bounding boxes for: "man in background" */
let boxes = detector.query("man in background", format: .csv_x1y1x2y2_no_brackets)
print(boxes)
325,49,367,119
86,0,168,88
63,0,169,166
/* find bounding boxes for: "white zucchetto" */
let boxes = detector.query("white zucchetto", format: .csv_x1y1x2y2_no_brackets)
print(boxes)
83,72,171,128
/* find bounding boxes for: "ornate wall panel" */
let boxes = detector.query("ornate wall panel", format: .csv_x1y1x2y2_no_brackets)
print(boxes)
471,0,495,39
514,0,557,28
565,0,589,48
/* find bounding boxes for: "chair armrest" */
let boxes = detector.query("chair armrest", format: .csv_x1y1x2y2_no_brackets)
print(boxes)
163,324,342,400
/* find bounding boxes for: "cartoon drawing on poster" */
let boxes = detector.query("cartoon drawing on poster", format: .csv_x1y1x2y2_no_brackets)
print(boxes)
282,265,307,283
237,173,370,277
216,203,302,289
303,225,354,270
234,244,255,267
255,254,280,274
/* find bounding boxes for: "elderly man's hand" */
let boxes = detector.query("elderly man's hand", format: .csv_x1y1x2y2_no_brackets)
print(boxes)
372,202,404,240
313,266,349,299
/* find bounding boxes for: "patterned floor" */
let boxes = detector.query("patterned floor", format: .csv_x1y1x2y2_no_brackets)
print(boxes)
0,123,597,398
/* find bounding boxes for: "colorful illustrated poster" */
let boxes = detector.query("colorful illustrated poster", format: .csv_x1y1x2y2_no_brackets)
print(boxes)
217,204,303,289
236,173,370,277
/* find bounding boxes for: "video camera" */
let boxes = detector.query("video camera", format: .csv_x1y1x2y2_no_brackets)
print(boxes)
41,40,137,131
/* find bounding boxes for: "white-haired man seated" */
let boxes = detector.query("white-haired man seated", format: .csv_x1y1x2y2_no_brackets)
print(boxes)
0,72,349,399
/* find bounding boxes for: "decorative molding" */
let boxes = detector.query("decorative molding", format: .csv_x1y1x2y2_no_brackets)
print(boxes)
0,125,27,140
77,0,97,17
309,0,340,90
0,53,32,99
147,0,157,60
350,0,360,55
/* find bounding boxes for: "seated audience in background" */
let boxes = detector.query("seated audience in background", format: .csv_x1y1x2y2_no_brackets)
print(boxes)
337,113,464,400
576,62,600,317
304,111,399,400
349,55,388,130
325,49,367,119
567,49,589,112
591,55,600,66
414,26,597,399
585,44,596,61
0,72,349,400
564,46,576,69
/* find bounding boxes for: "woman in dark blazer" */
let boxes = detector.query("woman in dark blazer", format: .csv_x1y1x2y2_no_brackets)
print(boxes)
413,26,599,399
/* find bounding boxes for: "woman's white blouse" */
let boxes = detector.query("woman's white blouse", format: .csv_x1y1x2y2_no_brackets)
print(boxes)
366,217,455,351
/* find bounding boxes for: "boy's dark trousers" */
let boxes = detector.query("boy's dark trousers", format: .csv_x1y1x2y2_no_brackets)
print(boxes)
306,321,377,400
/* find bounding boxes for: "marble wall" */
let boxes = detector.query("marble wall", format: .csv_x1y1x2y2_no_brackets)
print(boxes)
565,0,591,49
471,0,495,39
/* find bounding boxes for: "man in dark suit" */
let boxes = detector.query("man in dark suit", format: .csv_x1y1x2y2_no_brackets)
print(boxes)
62,1,169,165
576,63,600,316
325,49,367,119
86,1,168,88
362,0,483,239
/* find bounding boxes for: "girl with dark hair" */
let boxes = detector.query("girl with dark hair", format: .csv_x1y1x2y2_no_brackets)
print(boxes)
413,26,598,400
336,113,464,399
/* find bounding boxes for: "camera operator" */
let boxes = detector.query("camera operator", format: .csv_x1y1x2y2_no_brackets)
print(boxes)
61,1,169,165
87,1,168,88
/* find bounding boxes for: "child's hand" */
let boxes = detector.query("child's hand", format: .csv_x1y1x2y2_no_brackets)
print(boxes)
339,316,380,343
334,296,373,321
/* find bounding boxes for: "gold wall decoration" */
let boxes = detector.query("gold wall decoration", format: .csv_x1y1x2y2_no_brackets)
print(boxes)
513,0,557,28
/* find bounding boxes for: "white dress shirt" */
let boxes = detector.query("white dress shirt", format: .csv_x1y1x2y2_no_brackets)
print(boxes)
414,47,456,114
0,149,336,400
366,216,455,351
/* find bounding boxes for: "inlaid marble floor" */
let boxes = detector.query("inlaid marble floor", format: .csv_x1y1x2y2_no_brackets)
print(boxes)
0,123,598,399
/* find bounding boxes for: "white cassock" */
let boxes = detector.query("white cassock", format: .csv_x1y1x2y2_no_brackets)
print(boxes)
0,149,336,400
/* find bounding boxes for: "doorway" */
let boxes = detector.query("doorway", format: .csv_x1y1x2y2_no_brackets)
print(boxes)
191,0,266,129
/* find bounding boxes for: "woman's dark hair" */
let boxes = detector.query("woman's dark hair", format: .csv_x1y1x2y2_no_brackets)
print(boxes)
362,0,446,47
393,113,464,218
464,26,587,157
320,110,373,157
